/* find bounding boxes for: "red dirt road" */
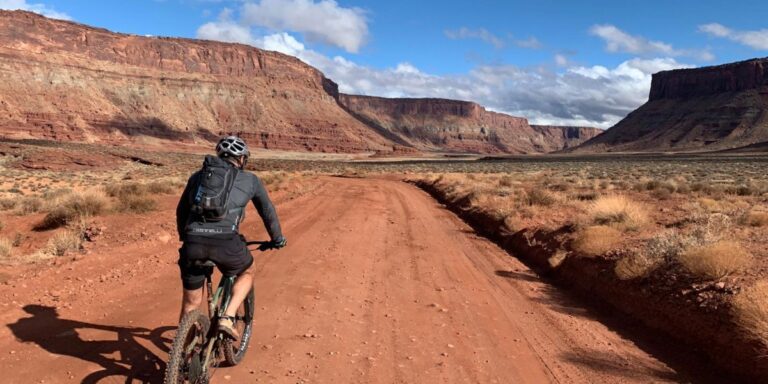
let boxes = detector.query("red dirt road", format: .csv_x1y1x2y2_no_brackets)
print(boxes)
0,177,717,383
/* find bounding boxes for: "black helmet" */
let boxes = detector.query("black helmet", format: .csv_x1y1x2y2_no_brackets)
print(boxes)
216,136,250,158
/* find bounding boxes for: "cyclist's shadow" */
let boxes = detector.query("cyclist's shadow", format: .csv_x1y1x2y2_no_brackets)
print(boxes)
7,305,173,384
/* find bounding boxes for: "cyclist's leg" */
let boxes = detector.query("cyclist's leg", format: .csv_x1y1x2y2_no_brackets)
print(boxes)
224,265,254,318
177,243,208,321
213,237,254,319
180,288,203,321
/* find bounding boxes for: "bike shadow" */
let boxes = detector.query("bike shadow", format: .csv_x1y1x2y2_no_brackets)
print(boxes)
7,305,174,384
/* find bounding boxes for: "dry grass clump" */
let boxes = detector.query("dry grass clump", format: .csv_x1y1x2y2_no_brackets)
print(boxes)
106,181,177,199
468,192,516,220
36,191,109,230
17,196,43,215
743,211,768,227
572,225,622,256
524,188,556,206
733,281,768,343
677,240,752,280
117,195,157,214
47,229,83,256
0,197,16,211
589,195,649,231
106,182,164,213
697,198,723,213
615,252,661,280
0,237,11,258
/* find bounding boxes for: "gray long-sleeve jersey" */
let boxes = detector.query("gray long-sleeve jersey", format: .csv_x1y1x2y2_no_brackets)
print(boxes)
176,161,283,241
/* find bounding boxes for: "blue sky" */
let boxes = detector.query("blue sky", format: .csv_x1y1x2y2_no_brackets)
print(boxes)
4,0,768,127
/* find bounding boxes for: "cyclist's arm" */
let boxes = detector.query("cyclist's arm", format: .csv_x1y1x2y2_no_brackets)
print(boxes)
251,176,283,241
176,173,197,241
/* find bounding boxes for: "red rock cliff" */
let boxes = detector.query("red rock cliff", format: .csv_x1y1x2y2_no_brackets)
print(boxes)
339,94,595,153
0,10,391,152
650,58,768,100
576,57,768,153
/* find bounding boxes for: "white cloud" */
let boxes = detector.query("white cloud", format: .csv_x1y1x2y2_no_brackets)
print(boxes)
699,23,768,50
304,46,691,128
590,24,714,61
197,18,256,45
196,11,692,128
445,27,505,49
0,0,71,20
241,0,367,53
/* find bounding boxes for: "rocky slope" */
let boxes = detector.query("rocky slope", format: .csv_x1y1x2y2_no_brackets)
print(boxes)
575,58,768,152
339,94,601,153
0,10,393,152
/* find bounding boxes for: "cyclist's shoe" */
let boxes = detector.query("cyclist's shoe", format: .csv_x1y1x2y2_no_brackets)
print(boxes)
218,316,240,340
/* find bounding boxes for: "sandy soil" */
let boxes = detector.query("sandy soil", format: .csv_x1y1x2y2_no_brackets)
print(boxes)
0,177,726,383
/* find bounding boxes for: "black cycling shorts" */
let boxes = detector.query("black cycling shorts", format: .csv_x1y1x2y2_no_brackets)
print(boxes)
178,235,254,290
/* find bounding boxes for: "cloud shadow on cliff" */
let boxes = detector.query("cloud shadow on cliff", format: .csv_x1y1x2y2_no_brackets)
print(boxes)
99,116,219,143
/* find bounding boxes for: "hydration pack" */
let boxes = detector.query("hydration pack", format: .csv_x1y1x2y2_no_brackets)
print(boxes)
190,155,238,222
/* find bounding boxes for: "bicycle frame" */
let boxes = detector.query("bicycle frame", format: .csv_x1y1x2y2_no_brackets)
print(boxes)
200,272,237,372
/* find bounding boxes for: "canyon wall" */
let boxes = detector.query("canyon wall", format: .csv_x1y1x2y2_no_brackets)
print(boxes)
576,58,768,152
339,94,600,154
0,10,393,152
529,125,603,150
0,11,601,154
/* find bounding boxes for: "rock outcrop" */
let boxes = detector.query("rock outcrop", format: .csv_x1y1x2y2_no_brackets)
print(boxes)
0,10,393,152
530,125,603,150
576,58,768,153
339,94,601,153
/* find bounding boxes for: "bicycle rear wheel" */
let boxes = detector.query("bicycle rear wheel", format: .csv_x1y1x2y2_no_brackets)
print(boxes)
164,310,211,384
222,288,255,366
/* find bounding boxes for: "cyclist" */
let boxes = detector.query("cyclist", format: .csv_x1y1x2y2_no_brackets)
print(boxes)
176,136,286,340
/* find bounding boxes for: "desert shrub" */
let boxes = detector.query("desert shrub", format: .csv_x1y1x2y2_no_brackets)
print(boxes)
743,211,768,227
524,188,556,206
589,195,649,231
698,197,722,213
42,188,73,200
47,230,83,256
573,191,598,201
469,192,515,220
651,188,672,200
36,191,109,230
572,225,622,256
145,181,176,195
547,182,570,192
497,175,515,188
733,281,768,342
117,195,157,214
677,240,752,280
0,237,11,258
17,197,43,215
615,251,661,280
0,198,16,211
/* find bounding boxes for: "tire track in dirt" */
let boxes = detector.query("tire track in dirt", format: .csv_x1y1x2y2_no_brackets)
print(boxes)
0,176,724,383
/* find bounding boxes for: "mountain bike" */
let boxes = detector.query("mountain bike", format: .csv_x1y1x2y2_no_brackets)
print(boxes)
163,240,274,384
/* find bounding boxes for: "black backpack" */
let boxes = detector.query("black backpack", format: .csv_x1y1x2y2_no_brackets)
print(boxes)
190,155,238,222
